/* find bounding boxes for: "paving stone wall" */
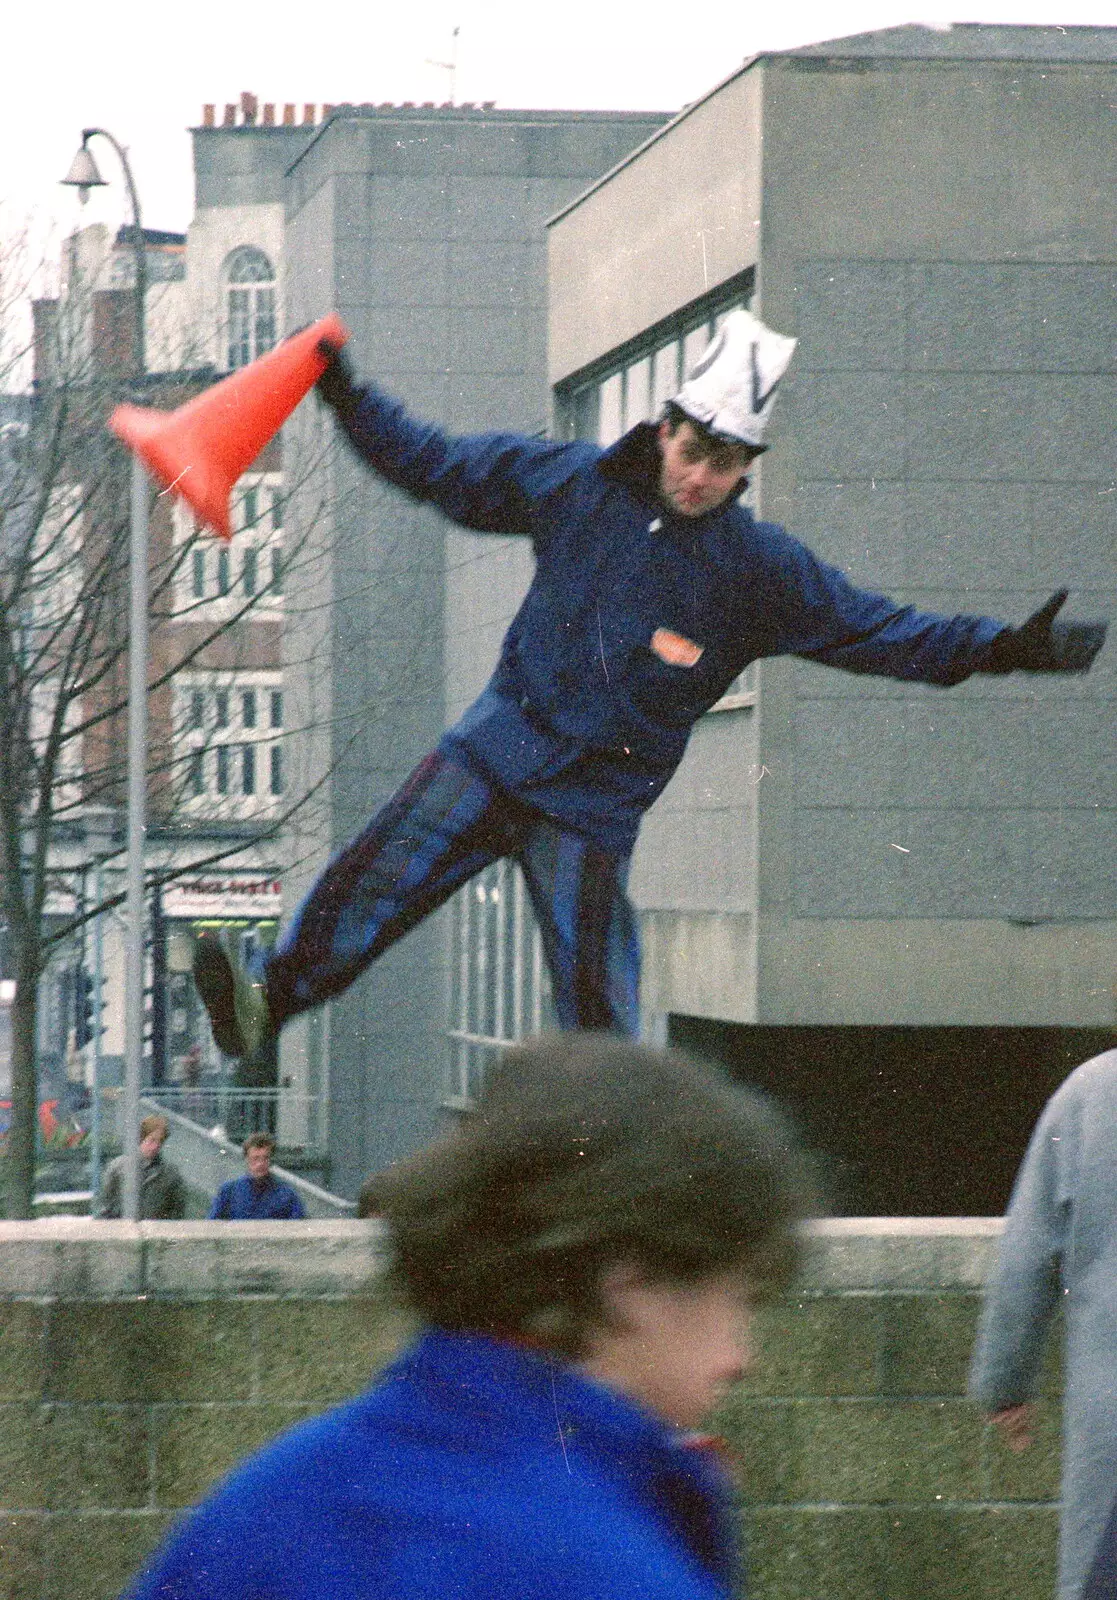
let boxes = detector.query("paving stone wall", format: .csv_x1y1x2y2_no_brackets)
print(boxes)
0,1218,1059,1600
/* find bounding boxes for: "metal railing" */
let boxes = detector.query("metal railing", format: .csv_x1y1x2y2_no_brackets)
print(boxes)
140,1086,323,1153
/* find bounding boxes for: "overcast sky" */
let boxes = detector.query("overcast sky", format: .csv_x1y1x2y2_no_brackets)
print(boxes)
2,0,1114,250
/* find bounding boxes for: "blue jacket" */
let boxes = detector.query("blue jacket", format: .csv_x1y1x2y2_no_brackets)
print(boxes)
124,1327,740,1599
341,389,1006,854
208,1174,306,1220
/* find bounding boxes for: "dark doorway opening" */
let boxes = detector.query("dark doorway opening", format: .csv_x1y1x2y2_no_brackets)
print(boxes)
668,1016,1114,1216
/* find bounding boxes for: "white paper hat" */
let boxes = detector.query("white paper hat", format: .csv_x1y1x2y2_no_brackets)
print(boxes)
672,308,797,450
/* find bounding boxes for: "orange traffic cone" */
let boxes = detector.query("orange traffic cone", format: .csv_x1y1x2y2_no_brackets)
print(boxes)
109,313,349,541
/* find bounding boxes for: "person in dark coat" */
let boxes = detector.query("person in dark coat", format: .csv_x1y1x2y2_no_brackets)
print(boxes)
970,1048,1117,1598
208,1132,306,1220
122,1031,817,1600
192,311,1107,1059
99,1113,186,1220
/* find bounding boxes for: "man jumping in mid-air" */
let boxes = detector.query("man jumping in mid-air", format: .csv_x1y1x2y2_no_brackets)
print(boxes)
194,310,1107,1057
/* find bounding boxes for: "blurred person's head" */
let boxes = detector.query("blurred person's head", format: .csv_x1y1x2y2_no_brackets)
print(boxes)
243,1132,275,1181
139,1114,169,1162
359,1033,817,1427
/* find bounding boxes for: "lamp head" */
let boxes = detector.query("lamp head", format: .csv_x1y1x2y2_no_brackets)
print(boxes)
61,140,106,206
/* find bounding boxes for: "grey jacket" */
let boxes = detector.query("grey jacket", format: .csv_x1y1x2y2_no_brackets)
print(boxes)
99,1151,187,1220
970,1048,1117,1599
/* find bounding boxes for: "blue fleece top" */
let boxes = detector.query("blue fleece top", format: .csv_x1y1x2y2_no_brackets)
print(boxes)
338,388,1006,854
207,1174,306,1220
124,1327,740,1600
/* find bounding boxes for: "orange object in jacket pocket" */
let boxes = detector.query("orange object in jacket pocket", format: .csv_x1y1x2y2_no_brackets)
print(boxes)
650,628,704,667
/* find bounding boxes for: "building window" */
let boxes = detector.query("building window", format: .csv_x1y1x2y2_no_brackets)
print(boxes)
555,269,755,449
173,471,283,617
175,670,284,817
225,246,276,371
446,861,554,1110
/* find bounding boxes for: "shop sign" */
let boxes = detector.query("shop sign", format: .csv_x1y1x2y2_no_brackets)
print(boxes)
163,875,282,919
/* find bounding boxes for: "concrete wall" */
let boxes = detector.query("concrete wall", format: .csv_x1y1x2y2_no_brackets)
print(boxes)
0,1218,1059,1600
278,109,669,1194
755,37,1116,1026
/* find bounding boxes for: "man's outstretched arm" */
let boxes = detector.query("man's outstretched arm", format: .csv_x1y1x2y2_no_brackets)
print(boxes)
315,340,587,540
759,526,1107,686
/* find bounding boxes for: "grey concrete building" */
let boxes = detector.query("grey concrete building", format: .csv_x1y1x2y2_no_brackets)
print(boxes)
544,24,1115,1212
276,106,670,1195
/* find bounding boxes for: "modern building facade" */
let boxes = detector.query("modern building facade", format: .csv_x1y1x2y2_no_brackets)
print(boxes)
544,24,1115,1210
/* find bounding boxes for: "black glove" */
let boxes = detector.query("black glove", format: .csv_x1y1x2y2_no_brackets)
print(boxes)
315,338,359,420
982,590,1107,674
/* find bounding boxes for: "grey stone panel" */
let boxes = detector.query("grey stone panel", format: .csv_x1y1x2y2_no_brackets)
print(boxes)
904,480,1035,589
350,305,451,364
446,307,530,375
787,371,909,478
364,177,454,240
657,715,762,814
1029,485,1117,589
1032,266,1117,371
441,372,550,433
448,241,535,308
1028,808,1117,918
906,264,1033,373
446,177,534,241
898,698,1036,808
632,806,755,913
339,236,451,308
794,480,909,588
1029,702,1117,808
795,702,909,808
904,374,1114,481
793,261,909,371
793,807,1038,919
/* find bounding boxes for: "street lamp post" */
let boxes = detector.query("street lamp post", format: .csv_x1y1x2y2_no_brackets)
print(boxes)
62,130,149,1221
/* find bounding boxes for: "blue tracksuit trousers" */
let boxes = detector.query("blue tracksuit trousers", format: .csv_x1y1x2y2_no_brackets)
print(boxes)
262,750,640,1036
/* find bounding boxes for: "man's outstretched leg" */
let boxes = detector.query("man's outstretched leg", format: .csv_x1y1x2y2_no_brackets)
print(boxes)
519,821,640,1036
194,753,521,1058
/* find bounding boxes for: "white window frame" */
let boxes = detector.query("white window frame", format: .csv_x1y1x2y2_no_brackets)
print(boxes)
172,668,284,820
445,860,554,1111
224,246,276,371
172,472,284,620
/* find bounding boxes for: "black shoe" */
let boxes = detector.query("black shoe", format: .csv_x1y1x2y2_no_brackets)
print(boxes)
193,937,272,1059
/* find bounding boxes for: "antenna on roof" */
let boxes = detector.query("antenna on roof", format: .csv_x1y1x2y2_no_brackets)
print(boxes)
426,24,460,106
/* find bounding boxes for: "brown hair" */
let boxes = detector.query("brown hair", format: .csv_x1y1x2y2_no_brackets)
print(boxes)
243,1132,276,1155
359,1033,816,1358
661,401,763,466
139,1114,169,1144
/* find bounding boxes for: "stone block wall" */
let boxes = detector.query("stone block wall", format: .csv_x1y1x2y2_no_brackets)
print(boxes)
0,1218,1059,1599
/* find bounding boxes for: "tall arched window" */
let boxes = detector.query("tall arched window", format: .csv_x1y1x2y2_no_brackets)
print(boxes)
225,246,276,370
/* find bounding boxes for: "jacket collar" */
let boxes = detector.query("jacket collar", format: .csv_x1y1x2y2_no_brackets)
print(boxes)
599,422,663,507
397,1327,737,1583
